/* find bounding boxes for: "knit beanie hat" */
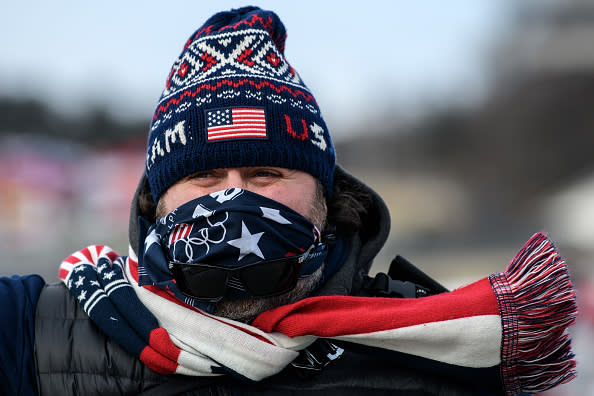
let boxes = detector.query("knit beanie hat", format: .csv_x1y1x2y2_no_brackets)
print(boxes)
146,6,336,204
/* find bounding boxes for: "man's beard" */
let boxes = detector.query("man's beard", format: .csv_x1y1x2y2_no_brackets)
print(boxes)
213,265,324,323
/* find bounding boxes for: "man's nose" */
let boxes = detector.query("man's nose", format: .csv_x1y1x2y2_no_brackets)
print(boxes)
223,169,248,190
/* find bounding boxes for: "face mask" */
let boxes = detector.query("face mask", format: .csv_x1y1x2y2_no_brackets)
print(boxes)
138,188,327,311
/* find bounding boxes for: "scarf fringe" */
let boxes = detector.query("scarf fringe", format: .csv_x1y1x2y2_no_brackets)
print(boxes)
489,232,577,396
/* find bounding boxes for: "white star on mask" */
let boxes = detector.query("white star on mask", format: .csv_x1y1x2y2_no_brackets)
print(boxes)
260,207,291,224
227,221,265,261
144,229,161,253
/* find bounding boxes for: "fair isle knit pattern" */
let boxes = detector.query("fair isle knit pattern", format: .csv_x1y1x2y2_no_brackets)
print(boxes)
146,7,336,203
59,233,577,395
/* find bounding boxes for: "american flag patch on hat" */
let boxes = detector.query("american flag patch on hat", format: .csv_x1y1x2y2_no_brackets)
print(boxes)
206,107,267,142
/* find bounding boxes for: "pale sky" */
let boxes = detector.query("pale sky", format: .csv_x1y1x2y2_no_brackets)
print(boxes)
1,1,511,138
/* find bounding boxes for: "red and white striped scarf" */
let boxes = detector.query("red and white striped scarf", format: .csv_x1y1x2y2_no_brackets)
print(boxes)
59,233,577,395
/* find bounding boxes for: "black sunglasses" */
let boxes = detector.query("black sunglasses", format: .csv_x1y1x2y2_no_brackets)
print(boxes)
170,245,315,302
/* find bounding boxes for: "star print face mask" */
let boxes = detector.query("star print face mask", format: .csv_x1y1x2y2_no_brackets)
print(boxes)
138,188,327,308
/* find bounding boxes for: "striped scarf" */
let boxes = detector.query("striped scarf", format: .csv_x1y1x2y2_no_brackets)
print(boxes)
59,233,577,395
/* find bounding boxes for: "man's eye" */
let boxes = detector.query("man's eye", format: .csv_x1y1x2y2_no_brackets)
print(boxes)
190,172,214,179
255,170,279,178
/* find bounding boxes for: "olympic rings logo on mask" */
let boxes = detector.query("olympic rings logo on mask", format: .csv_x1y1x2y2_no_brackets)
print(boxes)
170,212,229,261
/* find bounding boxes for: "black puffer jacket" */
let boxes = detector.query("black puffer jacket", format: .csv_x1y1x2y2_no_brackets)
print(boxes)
34,167,489,395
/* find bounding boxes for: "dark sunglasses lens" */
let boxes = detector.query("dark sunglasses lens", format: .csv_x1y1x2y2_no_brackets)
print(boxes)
176,265,227,300
240,258,298,297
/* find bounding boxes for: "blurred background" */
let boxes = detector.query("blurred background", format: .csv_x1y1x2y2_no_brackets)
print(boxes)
1,0,593,393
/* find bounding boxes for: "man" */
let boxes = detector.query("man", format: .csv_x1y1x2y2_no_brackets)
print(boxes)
1,6,577,396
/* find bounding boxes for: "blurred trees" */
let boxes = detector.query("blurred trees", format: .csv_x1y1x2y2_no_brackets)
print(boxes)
0,97,148,144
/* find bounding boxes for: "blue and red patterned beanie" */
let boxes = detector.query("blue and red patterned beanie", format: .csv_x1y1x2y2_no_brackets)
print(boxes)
146,6,336,204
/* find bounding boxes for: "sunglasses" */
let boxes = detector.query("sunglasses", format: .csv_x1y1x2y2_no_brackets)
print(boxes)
170,244,316,302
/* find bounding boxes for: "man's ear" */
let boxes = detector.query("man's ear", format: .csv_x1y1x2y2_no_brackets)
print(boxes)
137,175,157,223
129,172,156,254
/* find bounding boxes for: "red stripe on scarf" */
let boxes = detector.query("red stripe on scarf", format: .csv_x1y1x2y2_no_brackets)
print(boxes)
253,277,499,337
149,327,182,360
140,348,179,374
58,268,69,280
63,255,79,264
140,328,183,375
106,250,119,262
80,246,95,262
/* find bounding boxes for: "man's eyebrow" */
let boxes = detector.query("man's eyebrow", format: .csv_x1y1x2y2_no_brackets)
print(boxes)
185,169,221,178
